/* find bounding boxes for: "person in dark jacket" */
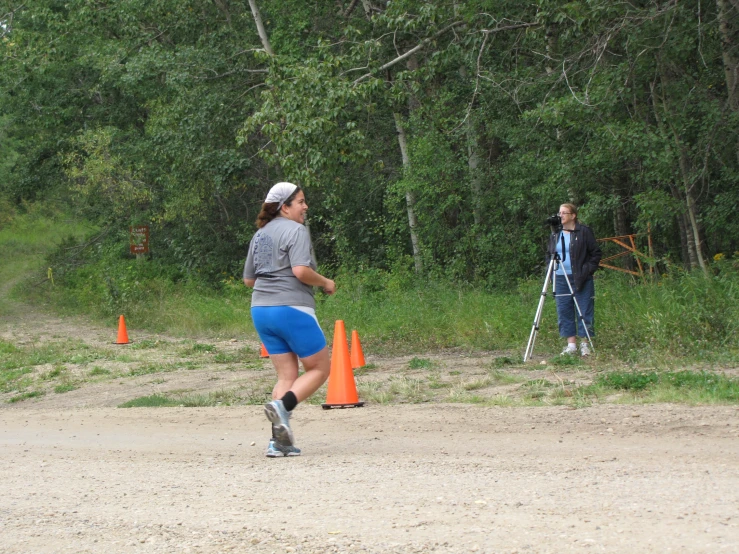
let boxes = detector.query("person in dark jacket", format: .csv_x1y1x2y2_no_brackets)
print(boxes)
546,203,602,356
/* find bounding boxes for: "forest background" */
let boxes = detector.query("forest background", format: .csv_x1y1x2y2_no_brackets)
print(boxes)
1,0,739,362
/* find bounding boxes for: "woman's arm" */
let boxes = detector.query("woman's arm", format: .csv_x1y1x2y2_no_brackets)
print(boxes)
584,227,602,273
243,278,256,287
292,265,336,294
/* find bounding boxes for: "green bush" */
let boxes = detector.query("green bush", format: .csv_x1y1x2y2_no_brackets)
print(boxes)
16,220,739,363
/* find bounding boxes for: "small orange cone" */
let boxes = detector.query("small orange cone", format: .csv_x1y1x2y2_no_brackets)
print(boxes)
322,320,364,409
350,330,366,369
115,315,130,345
260,343,269,358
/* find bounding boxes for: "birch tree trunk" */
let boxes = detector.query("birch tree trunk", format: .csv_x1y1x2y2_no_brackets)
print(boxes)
458,61,483,228
393,112,423,274
248,0,275,56
675,147,708,275
674,201,692,269
650,79,708,274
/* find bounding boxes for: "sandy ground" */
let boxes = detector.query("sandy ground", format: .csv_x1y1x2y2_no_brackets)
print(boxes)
1,307,739,553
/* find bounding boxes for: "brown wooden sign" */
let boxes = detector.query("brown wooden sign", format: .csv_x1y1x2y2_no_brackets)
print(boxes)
129,225,150,254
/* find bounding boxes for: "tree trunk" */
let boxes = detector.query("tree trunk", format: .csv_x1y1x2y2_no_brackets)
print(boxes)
717,0,739,110
674,140,709,275
650,76,708,275
675,201,691,270
716,0,739,163
247,0,275,56
393,112,423,274
466,116,483,229
669,183,699,270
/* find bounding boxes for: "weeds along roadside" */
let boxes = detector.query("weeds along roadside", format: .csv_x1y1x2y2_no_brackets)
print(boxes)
4,209,739,364
3,337,738,407
0,204,95,315
32,258,739,365
2,210,739,407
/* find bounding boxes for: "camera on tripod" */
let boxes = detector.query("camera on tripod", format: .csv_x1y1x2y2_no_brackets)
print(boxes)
545,214,561,227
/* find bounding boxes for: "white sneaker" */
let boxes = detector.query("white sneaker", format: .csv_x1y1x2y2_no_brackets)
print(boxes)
580,342,591,357
561,345,577,356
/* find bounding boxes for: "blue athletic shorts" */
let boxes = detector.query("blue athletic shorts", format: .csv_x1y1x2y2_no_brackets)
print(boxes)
251,306,327,358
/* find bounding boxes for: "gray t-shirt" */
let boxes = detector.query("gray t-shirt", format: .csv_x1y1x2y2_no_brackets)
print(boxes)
243,217,316,308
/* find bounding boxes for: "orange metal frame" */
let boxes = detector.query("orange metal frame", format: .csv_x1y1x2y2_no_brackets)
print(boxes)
596,225,653,277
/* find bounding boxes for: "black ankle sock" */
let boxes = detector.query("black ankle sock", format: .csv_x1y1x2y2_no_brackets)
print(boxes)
280,391,298,412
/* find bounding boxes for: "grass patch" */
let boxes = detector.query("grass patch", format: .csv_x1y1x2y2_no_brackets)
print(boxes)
54,382,78,393
127,361,198,377
119,385,271,408
41,366,66,380
8,390,45,403
119,394,181,408
521,379,556,400
408,357,434,370
0,341,21,355
549,354,584,367
587,370,739,404
357,381,395,404
488,370,524,385
181,342,216,355
355,376,432,404
130,339,168,350
491,356,517,368
0,367,33,393
213,347,254,364
427,372,450,389
1,340,109,371
463,377,493,391
88,366,111,376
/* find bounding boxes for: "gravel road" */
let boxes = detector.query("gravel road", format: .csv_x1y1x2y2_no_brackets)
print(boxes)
2,403,738,553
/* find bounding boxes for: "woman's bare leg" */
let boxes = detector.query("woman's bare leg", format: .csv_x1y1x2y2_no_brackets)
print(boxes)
269,347,330,402
269,352,300,399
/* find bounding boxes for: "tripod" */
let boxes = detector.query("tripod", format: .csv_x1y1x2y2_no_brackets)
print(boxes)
523,252,595,362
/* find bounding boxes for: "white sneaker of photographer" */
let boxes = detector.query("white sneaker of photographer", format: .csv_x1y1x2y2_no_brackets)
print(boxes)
580,342,591,357
561,344,577,356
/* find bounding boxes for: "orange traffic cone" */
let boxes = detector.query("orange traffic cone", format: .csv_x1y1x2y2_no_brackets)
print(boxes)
322,320,364,409
115,315,130,345
260,343,269,358
350,329,366,369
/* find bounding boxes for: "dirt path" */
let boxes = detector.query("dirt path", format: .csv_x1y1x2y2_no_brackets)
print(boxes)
2,405,738,553
1,305,739,553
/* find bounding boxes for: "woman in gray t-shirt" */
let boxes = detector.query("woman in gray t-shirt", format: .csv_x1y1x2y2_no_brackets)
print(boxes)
243,182,336,457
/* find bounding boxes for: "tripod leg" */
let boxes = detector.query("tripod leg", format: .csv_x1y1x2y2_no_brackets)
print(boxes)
524,259,556,362
559,272,595,354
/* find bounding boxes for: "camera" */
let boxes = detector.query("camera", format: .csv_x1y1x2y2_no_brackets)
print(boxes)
545,214,561,226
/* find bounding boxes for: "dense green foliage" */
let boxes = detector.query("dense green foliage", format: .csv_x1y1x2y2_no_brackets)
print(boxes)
3,1,739,286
